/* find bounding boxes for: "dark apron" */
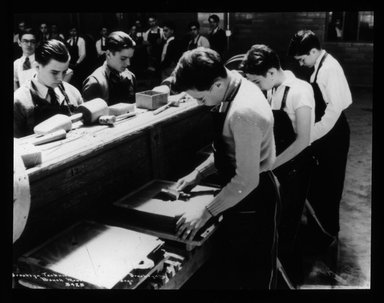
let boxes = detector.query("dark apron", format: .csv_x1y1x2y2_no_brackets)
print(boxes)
272,86,296,156
97,38,107,65
270,87,317,285
209,78,279,289
147,29,162,71
67,37,79,66
30,82,76,127
308,52,351,236
108,72,136,105
187,35,200,50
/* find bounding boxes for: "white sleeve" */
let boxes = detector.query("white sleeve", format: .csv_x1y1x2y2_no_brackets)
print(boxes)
313,66,352,141
14,60,19,83
95,40,102,56
77,38,86,64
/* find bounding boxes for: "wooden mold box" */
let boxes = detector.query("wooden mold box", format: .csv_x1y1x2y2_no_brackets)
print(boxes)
109,180,221,246
16,221,165,289
136,90,168,110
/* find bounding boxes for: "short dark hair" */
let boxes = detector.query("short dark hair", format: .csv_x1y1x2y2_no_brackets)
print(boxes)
240,44,281,76
173,47,227,92
188,21,200,30
106,31,136,52
208,14,220,23
163,21,175,31
19,27,36,40
287,29,321,57
35,39,70,66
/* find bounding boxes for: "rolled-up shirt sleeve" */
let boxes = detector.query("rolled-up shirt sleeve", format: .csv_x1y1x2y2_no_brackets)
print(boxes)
206,111,262,216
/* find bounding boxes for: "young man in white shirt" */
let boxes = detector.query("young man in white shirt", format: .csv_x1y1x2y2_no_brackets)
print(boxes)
160,22,181,80
95,26,108,64
14,28,37,91
66,26,87,89
14,40,83,138
187,21,210,50
241,44,317,286
154,47,279,289
288,30,352,254
143,15,164,76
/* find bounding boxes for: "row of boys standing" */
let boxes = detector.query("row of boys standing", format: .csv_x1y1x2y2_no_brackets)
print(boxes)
13,20,351,288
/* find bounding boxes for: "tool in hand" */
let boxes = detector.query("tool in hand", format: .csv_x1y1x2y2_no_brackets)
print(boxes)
160,188,191,201
33,98,109,135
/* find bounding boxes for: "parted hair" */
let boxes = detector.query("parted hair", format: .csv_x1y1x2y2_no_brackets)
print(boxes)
173,47,227,92
18,27,36,41
35,39,70,66
287,29,321,57
106,31,136,53
240,44,281,76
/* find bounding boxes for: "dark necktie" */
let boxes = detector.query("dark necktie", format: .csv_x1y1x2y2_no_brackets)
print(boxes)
48,87,59,106
23,57,31,70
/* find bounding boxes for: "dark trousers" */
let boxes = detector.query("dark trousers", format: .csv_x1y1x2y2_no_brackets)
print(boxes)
185,172,279,289
307,113,350,236
274,149,317,284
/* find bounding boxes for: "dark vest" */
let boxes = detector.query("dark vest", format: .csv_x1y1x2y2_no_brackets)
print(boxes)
29,82,76,126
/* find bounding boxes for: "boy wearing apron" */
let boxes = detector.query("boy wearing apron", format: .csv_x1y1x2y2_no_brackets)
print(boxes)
14,39,83,138
154,47,279,289
241,44,316,286
287,30,352,258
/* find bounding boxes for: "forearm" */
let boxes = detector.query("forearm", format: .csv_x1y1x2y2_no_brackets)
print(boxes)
312,105,341,141
206,121,262,216
194,153,216,179
273,137,309,169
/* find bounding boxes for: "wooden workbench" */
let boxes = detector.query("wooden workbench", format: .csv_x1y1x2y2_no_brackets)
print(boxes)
13,99,214,259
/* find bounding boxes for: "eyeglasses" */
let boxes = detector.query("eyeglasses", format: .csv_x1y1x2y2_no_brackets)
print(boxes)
21,39,36,44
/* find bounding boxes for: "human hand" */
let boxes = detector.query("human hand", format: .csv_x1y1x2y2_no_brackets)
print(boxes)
175,170,201,192
152,85,170,95
175,202,212,241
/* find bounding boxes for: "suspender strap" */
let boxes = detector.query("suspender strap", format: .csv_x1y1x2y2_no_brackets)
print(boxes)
280,86,290,110
313,52,328,83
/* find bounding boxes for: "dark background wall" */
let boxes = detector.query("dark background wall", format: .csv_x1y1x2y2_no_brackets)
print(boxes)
14,12,372,88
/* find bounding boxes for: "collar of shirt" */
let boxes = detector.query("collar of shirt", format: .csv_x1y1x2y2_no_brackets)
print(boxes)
164,36,175,45
216,69,242,113
105,61,129,79
21,54,35,62
268,70,295,105
31,75,65,104
193,35,200,44
280,70,296,88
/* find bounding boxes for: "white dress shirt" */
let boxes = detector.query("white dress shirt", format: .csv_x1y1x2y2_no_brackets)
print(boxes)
161,36,175,62
14,54,36,89
310,50,352,141
95,37,107,57
66,36,86,64
269,70,316,143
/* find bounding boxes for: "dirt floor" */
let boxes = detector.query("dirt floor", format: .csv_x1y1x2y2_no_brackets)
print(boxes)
299,87,372,289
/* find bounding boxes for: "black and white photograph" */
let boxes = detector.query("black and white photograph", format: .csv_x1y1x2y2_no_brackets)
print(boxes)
10,9,374,294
